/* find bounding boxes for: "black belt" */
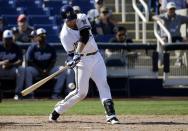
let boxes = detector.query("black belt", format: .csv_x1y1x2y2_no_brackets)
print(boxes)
80,51,98,56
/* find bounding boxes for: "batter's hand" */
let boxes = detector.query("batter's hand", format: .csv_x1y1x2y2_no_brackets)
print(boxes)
66,53,81,68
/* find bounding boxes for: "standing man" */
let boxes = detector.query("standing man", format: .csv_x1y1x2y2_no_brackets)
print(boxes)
25,28,66,99
49,5,119,124
0,30,25,100
153,2,188,66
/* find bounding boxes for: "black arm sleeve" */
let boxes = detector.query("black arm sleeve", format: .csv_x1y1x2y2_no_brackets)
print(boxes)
79,28,90,44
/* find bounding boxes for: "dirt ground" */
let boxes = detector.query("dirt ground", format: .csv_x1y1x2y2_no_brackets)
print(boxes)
0,115,188,131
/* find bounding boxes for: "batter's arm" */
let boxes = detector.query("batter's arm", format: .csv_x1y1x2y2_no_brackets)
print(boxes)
75,42,86,53
75,28,90,53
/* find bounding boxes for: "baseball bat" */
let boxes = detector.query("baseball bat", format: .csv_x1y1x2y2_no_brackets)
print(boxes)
21,65,69,96
0,60,9,66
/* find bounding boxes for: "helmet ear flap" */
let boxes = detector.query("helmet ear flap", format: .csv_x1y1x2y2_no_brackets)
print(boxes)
61,9,67,19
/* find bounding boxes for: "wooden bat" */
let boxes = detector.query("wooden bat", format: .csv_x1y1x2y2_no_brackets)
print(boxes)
21,65,69,96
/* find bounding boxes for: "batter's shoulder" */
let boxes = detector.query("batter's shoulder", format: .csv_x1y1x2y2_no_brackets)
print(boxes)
77,13,88,20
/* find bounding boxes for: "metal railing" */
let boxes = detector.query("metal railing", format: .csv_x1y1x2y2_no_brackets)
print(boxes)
153,20,172,45
121,0,126,22
115,0,119,13
153,19,172,80
115,0,126,22
162,43,188,88
132,0,149,43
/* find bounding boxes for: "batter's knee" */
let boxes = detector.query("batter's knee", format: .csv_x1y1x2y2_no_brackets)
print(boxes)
77,92,87,100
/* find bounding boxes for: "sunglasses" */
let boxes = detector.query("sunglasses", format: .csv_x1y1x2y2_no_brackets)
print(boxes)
118,33,125,37
102,11,109,14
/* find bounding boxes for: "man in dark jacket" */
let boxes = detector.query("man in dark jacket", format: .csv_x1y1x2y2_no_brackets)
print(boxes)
0,30,25,100
25,28,66,99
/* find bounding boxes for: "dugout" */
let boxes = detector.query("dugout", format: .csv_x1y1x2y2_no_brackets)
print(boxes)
1,43,188,99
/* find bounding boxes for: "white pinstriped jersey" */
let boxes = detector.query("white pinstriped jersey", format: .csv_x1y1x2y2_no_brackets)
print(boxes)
55,12,115,121
59,13,98,54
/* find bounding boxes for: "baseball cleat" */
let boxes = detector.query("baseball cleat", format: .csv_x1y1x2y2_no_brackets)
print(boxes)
48,114,57,123
107,117,120,124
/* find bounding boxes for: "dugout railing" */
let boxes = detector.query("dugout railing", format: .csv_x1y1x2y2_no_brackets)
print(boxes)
0,42,158,98
99,43,158,96
162,43,188,88
98,43,157,77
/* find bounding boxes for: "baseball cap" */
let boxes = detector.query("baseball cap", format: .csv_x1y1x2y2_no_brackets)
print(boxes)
36,28,46,36
3,30,13,38
73,6,81,13
30,30,36,37
61,5,77,20
72,5,81,13
166,2,176,9
17,14,27,22
95,0,103,4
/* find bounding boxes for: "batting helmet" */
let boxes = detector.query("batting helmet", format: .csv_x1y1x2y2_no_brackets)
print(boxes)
60,5,77,20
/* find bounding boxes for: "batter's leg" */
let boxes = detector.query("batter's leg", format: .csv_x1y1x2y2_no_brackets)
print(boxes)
49,66,90,121
91,54,119,124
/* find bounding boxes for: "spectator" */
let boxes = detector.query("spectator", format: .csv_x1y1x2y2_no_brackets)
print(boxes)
73,6,81,14
95,6,116,35
14,14,34,43
87,0,104,34
29,30,37,43
160,0,187,13
109,26,133,43
0,16,5,42
153,2,188,42
0,30,25,100
25,28,66,99
105,26,134,67
153,2,188,66
11,26,19,42
148,0,160,15
87,0,104,22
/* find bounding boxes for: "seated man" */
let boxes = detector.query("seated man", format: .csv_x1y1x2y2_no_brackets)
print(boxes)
94,6,116,35
14,14,34,43
0,30,25,100
0,16,5,42
105,26,134,67
153,2,188,66
25,28,66,99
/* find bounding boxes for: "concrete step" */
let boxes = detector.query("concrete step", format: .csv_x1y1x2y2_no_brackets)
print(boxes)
133,39,157,44
113,12,155,22
106,3,135,12
105,0,133,5
118,21,154,30
113,12,136,22
128,30,155,39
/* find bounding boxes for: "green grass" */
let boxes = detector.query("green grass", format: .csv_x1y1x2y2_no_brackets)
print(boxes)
0,99,188,116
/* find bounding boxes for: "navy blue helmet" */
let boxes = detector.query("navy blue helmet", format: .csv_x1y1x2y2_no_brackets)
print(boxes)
60,5,77,20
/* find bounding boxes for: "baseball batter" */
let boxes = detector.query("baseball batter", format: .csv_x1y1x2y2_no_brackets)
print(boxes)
49,5,119,124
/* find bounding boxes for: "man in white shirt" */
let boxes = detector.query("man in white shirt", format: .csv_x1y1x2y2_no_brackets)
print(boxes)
49,5,119,124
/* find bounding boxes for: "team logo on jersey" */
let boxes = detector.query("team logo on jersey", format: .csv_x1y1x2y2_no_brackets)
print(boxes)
73,41,79,49
81,19,87,25
66,12,71,17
